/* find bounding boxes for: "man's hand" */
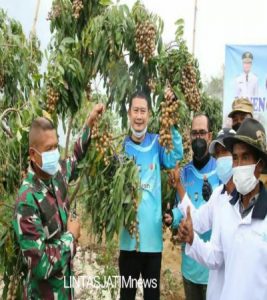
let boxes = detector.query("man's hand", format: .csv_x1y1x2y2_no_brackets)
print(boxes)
177,206,194,245
168,162,181,188
202,175,212,202
87,103,105,128
168,161,186,200
67,216,81,240
164,202,173,227
165,87,176,101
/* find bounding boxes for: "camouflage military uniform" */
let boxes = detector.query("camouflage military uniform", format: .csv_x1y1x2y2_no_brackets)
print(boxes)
13,125,91,300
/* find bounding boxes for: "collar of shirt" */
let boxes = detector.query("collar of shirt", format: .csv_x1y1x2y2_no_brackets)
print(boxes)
239,193,259,219
230,181,267,219
221,185,237,198
28,162,54,193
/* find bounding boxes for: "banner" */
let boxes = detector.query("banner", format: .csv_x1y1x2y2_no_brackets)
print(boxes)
223,45,267,130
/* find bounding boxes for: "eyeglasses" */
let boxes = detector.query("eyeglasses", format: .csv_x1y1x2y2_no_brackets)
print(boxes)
190,130,209,138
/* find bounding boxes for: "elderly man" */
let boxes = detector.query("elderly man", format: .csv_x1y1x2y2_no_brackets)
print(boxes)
13,104,104,300
180,118,267,300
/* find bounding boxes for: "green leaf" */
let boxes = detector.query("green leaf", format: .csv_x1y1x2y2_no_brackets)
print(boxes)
61,37,75,45
175,18,184,26
16,130,22,143
100,0,112,6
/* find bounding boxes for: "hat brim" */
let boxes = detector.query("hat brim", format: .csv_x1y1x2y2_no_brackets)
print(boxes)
228,109,252,118
243,58,252,63
209,140,225,155
224,135,267,163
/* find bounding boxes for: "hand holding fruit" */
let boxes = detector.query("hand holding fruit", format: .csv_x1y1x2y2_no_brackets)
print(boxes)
87,103,105,128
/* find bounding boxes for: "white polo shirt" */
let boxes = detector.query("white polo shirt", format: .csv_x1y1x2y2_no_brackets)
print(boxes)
186,182,267,300
178,185,235,300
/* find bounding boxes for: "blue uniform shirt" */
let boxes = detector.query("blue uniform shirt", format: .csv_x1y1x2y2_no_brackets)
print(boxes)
120,127,183,252
172,157,220,284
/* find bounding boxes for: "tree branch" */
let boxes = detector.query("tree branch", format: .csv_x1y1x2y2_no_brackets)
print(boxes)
64,117,73,159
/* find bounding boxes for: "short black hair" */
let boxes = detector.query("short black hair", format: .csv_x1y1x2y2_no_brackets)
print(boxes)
192,113,211,132
129,91,151,110
29,117,55,147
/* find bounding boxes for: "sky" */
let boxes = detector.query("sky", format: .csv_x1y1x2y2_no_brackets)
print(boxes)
0,0,266,79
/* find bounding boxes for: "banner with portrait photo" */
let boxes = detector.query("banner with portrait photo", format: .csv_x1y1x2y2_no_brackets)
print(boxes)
223,45,267,131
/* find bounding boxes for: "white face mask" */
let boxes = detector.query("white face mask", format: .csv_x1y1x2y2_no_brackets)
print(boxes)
130,126,147,139
233,162,259,195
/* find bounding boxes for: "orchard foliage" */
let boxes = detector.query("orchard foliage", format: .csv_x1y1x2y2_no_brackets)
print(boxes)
0,1,222,298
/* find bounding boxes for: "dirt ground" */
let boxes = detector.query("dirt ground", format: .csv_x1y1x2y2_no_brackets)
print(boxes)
78,226,185,300
162,231,185,300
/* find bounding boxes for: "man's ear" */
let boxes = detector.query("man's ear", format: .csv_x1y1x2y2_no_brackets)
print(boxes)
29,148,36,163
256,159,265,176
208,131,213,143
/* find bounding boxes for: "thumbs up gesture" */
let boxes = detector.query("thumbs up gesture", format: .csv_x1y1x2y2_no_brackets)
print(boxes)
164,202,173,227
177,206,194,245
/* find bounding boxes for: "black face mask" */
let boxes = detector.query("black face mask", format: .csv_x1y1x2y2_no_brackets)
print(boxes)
232,123,241,131
192,138,208,161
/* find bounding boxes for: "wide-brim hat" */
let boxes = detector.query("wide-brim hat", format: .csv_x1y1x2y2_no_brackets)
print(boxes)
209,128,236,155
228,98,253,118
224,118,267,163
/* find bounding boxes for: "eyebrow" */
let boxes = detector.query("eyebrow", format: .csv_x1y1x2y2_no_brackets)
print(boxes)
132,106,147,110
233,151,251,156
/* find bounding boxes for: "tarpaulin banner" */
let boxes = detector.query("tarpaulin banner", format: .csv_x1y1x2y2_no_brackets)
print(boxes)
223,45,267,129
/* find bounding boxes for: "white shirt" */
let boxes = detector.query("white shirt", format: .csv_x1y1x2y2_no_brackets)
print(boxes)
235,72,259,98
186,183,267,300
179,185,234,300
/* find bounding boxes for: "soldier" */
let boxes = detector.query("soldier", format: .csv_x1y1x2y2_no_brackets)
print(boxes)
12,103,104,300
228,97,253,131
235,51,259,98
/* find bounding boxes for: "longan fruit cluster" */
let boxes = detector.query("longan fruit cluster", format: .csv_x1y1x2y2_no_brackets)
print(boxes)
182,129,192,164
47,4,61,20
92,121,113,166
46,86,59,114
180,64,201,112
135,21,156,64
72,0,83,19
159,88,179,151
147,78,156,93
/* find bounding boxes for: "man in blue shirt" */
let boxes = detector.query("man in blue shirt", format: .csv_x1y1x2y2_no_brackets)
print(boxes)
119,91,183,300
165,114,220,300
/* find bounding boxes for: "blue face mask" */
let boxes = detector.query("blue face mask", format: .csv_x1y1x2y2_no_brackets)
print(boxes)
216,156,233,184
33,148,60,176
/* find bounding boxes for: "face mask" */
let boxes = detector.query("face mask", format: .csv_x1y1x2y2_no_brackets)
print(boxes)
131,126,147,139
216,156,233,184
232,123,241,131
192,138,207,161
233,163,259,195
33,148,60,176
